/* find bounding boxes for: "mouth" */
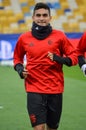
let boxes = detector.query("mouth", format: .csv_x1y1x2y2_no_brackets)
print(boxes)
37,22,47,26
38,21,46,24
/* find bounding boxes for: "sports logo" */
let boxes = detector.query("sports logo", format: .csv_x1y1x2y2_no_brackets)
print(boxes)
48,40,53,45
29,42,34,47
30,114,36,123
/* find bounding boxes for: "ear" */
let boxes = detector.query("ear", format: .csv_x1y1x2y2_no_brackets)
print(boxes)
50,16,52,20
32,15,35,22
32,15,34,20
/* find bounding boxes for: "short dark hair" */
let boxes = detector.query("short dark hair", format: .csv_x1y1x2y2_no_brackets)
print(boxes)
33,2,51,15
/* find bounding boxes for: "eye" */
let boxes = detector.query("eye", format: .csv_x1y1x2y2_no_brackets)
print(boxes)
35,13,48,17
43,14,48,17
36,14,41,17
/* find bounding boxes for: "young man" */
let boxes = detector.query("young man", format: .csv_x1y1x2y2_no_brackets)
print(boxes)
13,2,78,130
77,32,86,76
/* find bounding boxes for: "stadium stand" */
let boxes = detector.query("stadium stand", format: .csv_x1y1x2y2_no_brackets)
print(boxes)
0,0,86,33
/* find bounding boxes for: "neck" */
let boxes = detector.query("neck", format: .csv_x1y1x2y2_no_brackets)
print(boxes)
31,22,52,40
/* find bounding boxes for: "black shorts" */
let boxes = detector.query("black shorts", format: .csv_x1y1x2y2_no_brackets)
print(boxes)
27,92,63,129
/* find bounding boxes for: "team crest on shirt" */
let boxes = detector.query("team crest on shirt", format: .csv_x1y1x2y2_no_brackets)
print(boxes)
29,42,34,47
48,40,53,45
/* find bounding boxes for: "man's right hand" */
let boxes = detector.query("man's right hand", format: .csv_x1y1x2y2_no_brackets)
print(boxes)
81,64,86,76
22,69,29,79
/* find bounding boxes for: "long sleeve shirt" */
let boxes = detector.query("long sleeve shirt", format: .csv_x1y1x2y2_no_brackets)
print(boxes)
13,30,78,94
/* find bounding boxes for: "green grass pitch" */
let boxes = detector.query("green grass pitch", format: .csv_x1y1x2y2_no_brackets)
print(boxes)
0,65,86,130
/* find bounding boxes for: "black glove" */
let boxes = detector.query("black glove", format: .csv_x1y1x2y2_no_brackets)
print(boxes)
14,63,24,79
53,54,72,66
78,55,85,68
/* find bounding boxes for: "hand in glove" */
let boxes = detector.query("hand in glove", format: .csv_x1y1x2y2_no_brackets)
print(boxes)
14,64,29,79
47,51,72,66
81,64,86,76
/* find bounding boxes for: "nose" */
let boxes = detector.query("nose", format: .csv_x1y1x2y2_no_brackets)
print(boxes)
40,15,44,20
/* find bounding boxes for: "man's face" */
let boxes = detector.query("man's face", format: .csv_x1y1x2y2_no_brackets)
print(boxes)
32,8,52,26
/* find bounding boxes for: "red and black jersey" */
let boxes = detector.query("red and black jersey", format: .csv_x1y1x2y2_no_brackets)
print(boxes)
77,32,86,56
13,30,78,94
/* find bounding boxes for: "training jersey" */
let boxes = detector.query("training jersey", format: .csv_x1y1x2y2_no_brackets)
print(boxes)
77,32,86,56
13,30,78,94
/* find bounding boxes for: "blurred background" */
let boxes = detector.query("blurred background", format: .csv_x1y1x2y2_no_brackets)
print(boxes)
0,0,86,33
0,0,86,65
0,1,86,130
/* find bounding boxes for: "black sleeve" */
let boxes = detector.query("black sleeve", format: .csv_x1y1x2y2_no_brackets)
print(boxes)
14,63,24,79
78,55,86,68
53,54,72,66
